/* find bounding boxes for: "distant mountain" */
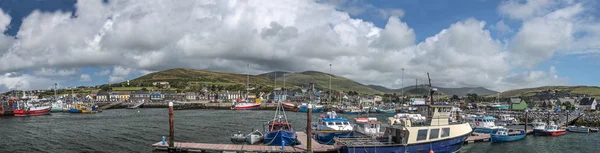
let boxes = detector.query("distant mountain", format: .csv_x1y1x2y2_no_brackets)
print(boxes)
367,84,499,96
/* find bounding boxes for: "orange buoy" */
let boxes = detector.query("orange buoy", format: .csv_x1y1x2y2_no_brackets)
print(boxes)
429,150,434,153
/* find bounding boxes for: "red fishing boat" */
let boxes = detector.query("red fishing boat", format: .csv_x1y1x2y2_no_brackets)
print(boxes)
13,102,51,117
534,122,566,136
233,103,261,110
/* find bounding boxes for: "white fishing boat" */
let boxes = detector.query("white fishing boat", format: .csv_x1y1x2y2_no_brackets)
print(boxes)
567,126,591,133
354,117,383,138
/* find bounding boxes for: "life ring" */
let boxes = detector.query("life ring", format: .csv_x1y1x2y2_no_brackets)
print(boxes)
476,122,480,126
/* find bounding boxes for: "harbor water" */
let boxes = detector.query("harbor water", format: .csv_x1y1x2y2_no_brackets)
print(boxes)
0,108,599,153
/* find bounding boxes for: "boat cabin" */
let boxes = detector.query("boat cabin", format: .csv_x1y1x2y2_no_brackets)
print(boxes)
314,111,353,131
468,116,496,128
268,121,292,131
355,118,382,137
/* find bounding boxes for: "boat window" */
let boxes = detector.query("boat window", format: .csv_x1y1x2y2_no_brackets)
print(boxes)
344,122,350,125
417,129,428,141
326,122,331,126
441,128,450,137
429,129,439,140
336,122,343,125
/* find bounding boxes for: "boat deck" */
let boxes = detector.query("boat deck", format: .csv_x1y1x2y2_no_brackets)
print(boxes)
152,132,336,153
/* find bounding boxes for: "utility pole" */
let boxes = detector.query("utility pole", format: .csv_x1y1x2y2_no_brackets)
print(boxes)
329,64,332,104
401,68,404,103
246,64,249,101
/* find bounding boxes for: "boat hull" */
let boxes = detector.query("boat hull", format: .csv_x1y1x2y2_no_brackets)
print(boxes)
567,127,590,133
490,134,526,143
375,109,396,114
263,130,296,146
233,104,261,110
338,133,468,153
534,130,566,136
313,130,355,144
298,106,324,112
69,108,82,113
473,127,500,134
14,107,51,117
51,107,63,112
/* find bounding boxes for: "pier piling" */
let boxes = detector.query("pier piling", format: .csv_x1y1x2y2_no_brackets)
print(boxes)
524,111,528,132
168,102,174,152
307,104,313,153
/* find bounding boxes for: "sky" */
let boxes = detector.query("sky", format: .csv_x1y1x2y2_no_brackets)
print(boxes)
0,0,599,92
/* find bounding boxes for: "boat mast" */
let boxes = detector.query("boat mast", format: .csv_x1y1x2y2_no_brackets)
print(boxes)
54,83,57,102
246,64,249,102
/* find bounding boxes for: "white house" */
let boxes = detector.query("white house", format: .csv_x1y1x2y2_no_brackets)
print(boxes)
578,98,597,111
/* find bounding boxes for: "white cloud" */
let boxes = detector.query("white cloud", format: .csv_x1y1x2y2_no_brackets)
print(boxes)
79,74,91,82
498,0,555,20
94,69,110,76
0,72,56,92
108,66,134,83
0,0,591,91
0,9,14,56
33,68,78,77
490,20,513,34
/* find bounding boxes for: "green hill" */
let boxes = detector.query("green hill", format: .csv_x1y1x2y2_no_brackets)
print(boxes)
500,86,600,97
367,84,498,97
128,68,381,94
259,71,382,94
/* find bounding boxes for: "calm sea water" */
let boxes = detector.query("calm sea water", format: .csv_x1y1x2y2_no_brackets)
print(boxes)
0,109,598,153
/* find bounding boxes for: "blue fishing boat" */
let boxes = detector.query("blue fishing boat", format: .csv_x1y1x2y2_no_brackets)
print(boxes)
312,111,356,144
298,103,324,112
339,108,364,114
263,101,296,146
490,128,526,143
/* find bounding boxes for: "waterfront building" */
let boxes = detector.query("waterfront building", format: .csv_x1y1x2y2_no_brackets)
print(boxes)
118,91,131,102
578,98,597,111
185,92,198,101
510,98,527,111
130,90,150,102
96,92,109,102
150,92,164,101
109,92,120,102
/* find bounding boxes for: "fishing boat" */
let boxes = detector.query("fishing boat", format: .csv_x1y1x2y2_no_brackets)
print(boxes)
230,131,246,144
246,130,263,145
339,108,364,114
354,117,384,138
490,128,526,143
298,103,324,112
81,104,98,113
335,74,472,153
567,126,591,133
496,114,518,125
335,104,473,153
233,102,261,110
69,103,85,113
467,116,504,134
51,100,64,112
534,121,566,136
312,111,355,144
376,108,396,114
13,102,51,117
263,101,296,146
282,102,296,110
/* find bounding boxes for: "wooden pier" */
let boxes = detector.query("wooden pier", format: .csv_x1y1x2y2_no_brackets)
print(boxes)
152,132,336,153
